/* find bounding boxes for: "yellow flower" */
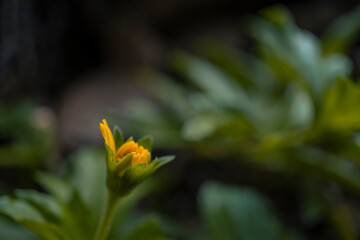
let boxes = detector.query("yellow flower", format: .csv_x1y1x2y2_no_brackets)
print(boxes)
100,119,150,165
99,118,174,197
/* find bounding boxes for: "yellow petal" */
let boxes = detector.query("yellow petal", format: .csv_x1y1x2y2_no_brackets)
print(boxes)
138,146,144,152
100,119,116,154
132,149,150,165
116,141,138,158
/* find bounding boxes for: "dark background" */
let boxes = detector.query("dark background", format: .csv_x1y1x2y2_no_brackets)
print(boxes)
1,0,359,153
2,0,359,99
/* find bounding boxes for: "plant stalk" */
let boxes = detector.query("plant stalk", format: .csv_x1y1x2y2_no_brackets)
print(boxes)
94,191,121,240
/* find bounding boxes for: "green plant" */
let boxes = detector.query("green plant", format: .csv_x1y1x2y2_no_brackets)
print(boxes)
121,5,360,195
197,181,304,240
0,127,173,240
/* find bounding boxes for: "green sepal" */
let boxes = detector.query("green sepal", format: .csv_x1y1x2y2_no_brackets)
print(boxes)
137,135,153,151
123,163,154,183
104,143,116,172
107,163,155,197
153,155,175,171
113,126,124,150
115,154,133,176
125,137,134,143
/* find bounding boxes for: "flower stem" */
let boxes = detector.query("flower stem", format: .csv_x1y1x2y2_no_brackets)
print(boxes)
94,191,121,240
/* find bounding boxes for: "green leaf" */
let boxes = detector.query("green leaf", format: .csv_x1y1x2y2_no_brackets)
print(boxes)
273,145,360,195
318,78,360,132
67,147,107,220
123,215,165,240
0,215,40,240
198,181,282,240
171,51,250,110
286,84,314,128
21,221,63,240
15,189,62,223
322,5,360,55
0,196,44,222
249,10,332,100
114,126,124,150
34,172,71,204
61,191,94,240
321,54,352,89
137,135,153,152
195,40,277,91
181,114,230,141
153,156,175,171
0,196,63,240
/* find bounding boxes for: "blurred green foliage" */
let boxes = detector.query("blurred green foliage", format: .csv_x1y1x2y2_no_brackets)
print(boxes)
198,181,283,240
115,5,360,239
0,101,55,167
122,5,360,194
0,147,169,240
1,4,360,240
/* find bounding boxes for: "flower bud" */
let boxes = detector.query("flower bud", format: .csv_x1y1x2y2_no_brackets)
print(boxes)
100,119,174,196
